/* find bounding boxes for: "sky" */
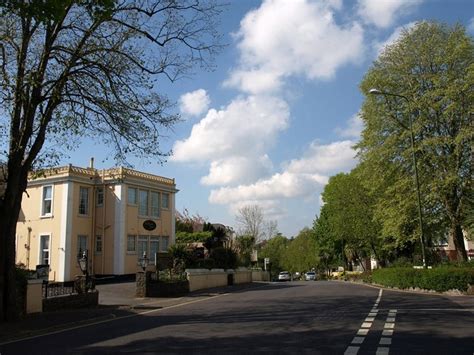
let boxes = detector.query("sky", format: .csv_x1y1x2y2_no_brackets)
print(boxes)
65,0,474,237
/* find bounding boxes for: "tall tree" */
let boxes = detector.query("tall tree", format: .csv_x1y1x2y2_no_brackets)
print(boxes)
281,228,318,274
235,205,265,243
0,0,223,320
259,233,289,274
358,21,473,261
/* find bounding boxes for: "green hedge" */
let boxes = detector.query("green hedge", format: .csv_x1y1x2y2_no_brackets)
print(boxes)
372,267,474,292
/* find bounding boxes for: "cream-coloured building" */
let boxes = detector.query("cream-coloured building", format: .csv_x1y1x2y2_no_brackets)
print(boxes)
15,163,177,281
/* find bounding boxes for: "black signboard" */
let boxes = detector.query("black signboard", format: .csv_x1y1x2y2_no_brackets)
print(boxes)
143,220,157,231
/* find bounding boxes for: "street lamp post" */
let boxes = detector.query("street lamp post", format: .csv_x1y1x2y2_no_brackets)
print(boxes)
369,88,427,268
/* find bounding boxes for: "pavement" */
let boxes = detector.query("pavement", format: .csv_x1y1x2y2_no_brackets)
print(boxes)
0,281,267,344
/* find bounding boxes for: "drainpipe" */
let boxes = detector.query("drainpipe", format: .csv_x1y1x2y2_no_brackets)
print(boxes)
102,169,106,275
26,227,32,269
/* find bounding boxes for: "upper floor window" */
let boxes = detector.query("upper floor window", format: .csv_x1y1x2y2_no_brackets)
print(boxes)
128,187,137,205
41,185,53,216
139,190,149,216
162,193,169,209
79,187,89,215
96,187,104,207
150,192,160,218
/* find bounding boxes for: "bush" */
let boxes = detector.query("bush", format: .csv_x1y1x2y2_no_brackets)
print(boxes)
209,247,238,270
372,266,474,292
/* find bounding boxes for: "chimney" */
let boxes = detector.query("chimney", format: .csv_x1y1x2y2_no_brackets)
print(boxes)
89,157,94,169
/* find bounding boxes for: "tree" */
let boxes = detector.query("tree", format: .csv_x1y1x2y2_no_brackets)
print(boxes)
235,205,265,243
0,0,223,320
313,206,341,275
259,233,289,274
281,228,318,274
358,21,473,261
235,235,254,266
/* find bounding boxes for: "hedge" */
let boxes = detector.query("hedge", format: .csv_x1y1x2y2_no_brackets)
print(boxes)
372,267,474,292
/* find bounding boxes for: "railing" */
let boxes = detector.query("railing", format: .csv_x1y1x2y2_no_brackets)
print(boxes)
42,281,75,299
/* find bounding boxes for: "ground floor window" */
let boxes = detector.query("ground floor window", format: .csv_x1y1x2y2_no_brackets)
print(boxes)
95,235,102,253
131,235,169,258
39,235,50,265
78,235,88,256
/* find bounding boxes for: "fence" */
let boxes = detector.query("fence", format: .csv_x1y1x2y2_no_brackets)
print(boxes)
42,280,75,299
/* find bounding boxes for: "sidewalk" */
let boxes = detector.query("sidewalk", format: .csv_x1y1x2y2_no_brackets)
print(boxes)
0,282,268,344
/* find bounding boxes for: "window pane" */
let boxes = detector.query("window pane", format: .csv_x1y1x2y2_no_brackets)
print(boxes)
161,236,169,252
150,236,159,258
40,235,50,265
42,186,52,215
128,187,137,205
162,193,169,209
137,236,148,257
127,235,136,252
95,235,102,253
79,187,89,215
139,190,148,216
78,235,87,255
96,188,104,206
150,192,160,217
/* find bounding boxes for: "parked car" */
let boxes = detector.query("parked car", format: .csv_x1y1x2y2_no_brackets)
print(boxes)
305,271,316,281
278,271,291,281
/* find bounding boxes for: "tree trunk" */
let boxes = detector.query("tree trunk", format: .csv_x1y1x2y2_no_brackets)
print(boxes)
0,163,28,321
451,221,468,262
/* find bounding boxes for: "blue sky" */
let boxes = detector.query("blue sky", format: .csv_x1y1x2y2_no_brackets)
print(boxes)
66,0,474,237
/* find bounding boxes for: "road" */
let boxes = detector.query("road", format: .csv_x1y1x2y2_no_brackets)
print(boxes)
1,281,474,354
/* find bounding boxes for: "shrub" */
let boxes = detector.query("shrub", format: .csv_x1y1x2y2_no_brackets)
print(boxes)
372,267,474,292
209,247,238,270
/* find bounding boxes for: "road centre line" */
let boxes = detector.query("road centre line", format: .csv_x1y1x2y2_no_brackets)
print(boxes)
0,292,230,346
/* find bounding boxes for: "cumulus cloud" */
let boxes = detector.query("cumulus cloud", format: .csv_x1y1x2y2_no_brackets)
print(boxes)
225,0,364,94
335,114,363,139
357,0,422,29
209,140,358,206
179,89,210,117
172,95,289,185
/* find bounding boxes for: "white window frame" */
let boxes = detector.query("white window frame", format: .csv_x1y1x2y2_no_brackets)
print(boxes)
150,191,160,218
79,187,89,216
38,234,51,265
40,185,53,217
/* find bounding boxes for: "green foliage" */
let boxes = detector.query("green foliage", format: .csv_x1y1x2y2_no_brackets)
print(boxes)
281,228,318,273
372,267,474,292
259,234,289,273
209,247,238,270
176,231,213,244
236,235,255,266
358,21,473,260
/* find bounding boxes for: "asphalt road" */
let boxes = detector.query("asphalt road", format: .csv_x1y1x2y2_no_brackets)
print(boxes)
1,281,474,354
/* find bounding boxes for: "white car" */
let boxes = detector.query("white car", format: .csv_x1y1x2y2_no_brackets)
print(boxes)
278,271,291,281
305,272,316,281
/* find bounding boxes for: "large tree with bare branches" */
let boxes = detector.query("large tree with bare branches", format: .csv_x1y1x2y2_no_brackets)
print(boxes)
0,0,223,320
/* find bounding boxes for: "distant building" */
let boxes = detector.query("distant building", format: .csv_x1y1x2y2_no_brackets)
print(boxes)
435,231,473,261
15,163,178,281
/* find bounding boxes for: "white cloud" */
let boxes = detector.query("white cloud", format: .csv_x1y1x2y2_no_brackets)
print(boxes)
225,0,364,94
357,0,422,29
335,114,363,139
209,140,358,206
179,89,211,117
373,22,416,55
172,95,289,185
200,155,273,186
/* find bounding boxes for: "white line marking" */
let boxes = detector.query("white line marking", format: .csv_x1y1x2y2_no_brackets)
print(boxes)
382,329,393,336
344,346,360,355
361,322,373,328
379,338,392,345
365,317,375,322
384,323,395,329
369,312,378,317
387,317,396,322
376,347,390,355
357,329,369,336
389,309,397,313
352,337,365,344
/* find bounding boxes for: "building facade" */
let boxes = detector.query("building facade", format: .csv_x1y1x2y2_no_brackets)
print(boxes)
15,164,177,281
